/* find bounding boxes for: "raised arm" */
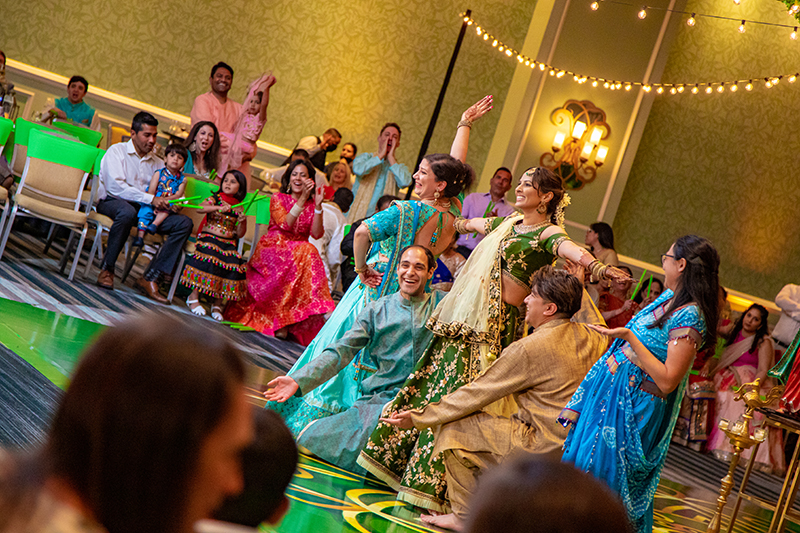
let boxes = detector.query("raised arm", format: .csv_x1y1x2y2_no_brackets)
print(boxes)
258,73,276,123
450,95,493,163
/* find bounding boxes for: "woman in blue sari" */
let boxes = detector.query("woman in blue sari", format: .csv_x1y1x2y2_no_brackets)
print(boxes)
268,96,493,434
559,234,720,533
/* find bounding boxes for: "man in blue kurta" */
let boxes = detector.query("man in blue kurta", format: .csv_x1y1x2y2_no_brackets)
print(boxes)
266,245,443,473
347,122,411,222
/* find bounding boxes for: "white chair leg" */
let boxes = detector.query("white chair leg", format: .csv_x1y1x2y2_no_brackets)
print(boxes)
167,251,186,303
84,226,103,278
68,226,89,281
0,205,9,245
0,204,19,261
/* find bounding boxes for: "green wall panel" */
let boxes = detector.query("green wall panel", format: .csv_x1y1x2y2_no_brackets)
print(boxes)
614,0,800,300
3,0,537,179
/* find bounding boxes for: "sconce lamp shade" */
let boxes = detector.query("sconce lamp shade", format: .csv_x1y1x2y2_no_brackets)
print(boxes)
552,131,566,152
595,145,609,166
580,142,594,162
589,127,602,144
571,121,587,139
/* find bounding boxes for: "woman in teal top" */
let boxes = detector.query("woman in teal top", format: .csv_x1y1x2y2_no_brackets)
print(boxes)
182,121,220,179
358,167,630,511
266,96,493,435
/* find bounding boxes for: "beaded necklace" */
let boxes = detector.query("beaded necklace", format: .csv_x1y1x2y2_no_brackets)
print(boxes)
421,199,453,247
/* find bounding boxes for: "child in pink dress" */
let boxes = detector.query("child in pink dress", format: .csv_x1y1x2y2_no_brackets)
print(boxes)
220,72,276,190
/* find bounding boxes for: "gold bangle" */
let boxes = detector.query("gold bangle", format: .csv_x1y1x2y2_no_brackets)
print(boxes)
454,217,471,234
457,119,473,129
354,265,368,274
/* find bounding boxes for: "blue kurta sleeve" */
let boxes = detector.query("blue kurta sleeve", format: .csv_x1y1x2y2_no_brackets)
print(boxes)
352,153,382,177
363,202,402,243
388,163,412,188
292,302,376,394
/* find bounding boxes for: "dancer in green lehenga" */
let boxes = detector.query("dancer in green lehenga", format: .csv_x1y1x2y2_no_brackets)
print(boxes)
357,167,629,511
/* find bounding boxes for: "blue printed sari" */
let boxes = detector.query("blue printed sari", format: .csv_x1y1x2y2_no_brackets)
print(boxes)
559,290,706,533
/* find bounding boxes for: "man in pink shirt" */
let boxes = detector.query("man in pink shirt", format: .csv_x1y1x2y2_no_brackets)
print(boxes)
190,62,242,156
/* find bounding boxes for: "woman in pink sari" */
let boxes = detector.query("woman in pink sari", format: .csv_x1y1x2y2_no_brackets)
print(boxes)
225,159,334,344
706,303,784,474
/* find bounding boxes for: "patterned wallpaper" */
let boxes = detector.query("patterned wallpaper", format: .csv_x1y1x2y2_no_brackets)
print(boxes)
2,0,537,180
614,0,800,300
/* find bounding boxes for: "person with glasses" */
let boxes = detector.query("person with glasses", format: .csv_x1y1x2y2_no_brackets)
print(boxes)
559,235,721,533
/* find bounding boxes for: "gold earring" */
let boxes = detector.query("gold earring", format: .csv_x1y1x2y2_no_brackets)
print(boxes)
537,202,548,214
434,191,440,200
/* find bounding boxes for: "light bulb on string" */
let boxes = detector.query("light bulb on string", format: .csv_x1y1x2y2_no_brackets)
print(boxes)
687,13,696,26
498,45,504,52
643,85,652,92
792,27,798,40
467,19,473,26
656,86,664,94
765,79,772,88
492,39,498,47
556,70,565,77
505,49,513,57
677,85,685,93
549,69,555,76
738,20,746,33
603,81,610,88
733,0,740,5
590,1,600,10
691,85,699,94
638,6,647,19
790,74,797,83
483,33,489,41
717,84,725,93
625,84,632,91
539,63,546,71
476,27,482,36
745,82,753,91
669,87,677,94
705,86,713,94
730,83,738,92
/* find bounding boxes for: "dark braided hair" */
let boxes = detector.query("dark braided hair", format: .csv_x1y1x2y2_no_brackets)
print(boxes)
424,154,475,198
522,167,565,225
648,235,720,350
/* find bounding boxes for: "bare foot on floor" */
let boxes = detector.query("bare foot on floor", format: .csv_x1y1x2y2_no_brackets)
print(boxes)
420,513,462,531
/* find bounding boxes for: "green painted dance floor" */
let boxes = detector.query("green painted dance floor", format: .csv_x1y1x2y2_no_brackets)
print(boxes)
0,296,797,533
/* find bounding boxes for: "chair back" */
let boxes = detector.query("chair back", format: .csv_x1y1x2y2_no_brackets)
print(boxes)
51,121,104,147
18,129,98,211
0,117,13,156
10,119,60,175
184,175,219,203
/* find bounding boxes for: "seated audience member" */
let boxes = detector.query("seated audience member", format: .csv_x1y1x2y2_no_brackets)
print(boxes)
311,188,354,293
96,111,193,302
0,314,253,533
339,194,398,292
380,264,607,530
774,283,800,356
707,303,785,474
322,161,352,200
348,123,411,222
191,62,241,153
597,265,636,328
134,143,188,247
184,121,221,180
196,409,297,532
431,235,466,292
285,128,342,171
632,275,664,308
261,148,327,190
41,75,98,129
585,222,619,266
224,159,334,344
455,166,515,258
464,455,633,533
265,245,445,473
324,142,357,175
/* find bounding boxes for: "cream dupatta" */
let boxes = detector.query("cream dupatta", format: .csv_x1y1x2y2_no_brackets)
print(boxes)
426,214,525,416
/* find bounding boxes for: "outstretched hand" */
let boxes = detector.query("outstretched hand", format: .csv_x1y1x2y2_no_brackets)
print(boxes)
605,265,636,284
359,265,382,288
379,410,414,429
462,95,493,123
264,376,299,402
586,323,631,341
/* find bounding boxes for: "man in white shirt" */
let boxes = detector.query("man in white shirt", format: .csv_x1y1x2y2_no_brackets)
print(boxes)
284,128,342,171
455,166,516,258
774,284,800,352
96,112,193,302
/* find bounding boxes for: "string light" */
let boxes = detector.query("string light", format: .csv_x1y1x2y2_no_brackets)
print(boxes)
590,1,600,10
738,20,746,33
687,13,696,26
464,13,799,96
733,0,741,5
638,6,647,19
792,27,798,40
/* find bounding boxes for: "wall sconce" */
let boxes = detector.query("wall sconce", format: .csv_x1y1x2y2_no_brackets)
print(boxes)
540,99,610,190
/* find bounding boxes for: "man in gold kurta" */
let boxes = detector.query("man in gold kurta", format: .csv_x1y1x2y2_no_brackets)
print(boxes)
381,265,608,530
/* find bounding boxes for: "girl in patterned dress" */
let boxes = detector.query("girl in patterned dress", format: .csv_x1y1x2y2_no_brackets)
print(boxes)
180,170,248,320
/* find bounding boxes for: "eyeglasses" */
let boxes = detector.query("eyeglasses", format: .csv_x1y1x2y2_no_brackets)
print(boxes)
661,253,676,264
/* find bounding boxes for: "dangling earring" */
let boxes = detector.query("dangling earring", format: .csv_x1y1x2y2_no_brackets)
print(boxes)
537,201,548,214
188,141,197,152
434,191,441,205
